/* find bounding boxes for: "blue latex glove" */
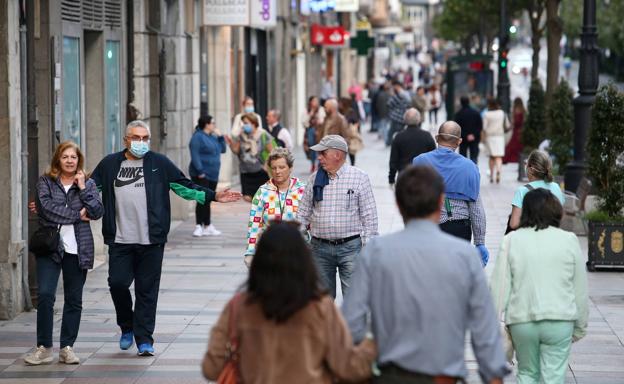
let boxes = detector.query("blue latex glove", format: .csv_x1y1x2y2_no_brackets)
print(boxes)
476,244,489,267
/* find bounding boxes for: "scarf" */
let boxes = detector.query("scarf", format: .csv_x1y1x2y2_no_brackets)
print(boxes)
312,168,330,205
412,147,480,201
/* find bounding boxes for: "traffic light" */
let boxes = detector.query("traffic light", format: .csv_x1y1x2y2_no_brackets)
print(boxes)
500,48,509,70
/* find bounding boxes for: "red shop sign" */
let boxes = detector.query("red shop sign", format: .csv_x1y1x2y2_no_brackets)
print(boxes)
311,24,348,46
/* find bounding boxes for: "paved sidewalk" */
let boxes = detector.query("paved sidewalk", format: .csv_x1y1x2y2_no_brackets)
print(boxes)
1,126,624,383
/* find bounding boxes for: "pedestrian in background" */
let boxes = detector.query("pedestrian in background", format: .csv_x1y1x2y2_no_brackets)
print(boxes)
266,109,293,150
343,166,509,384
503,97,526,164
225,113,273,202
25,141,104,366
427,84,442,126
490,189,588,384
482,98,510,183
244,148,306,267
375,82,391,142
411,86,428,119
455,95,483,164
386,80,411,146
188,115,226,237
322,98,352,141
302,96,325,173
298,135,378,299
92,121,241,357
413,121,489,267
202,222,376,383
507,150,565,231
339,96,362,166
231,96,263,137
388,108,436,188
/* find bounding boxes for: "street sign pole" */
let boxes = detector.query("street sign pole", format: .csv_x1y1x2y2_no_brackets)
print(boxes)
497,0,510,114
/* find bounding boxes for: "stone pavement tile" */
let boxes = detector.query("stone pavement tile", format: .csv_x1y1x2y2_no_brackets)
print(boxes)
0,380,64,384
134,378,206,384
81,358,155,366
60,379,137,384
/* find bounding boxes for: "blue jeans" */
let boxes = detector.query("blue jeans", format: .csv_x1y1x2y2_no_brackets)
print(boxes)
311,237,362,299
36,253,87,348
108,243,165,345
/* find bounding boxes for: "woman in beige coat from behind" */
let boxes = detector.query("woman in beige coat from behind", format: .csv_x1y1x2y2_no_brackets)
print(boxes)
202,222,376,383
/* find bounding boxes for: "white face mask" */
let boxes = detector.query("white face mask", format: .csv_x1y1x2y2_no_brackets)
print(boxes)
130,140,150,158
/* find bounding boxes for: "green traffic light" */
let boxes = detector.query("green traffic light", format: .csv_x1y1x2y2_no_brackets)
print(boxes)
501,60,507,69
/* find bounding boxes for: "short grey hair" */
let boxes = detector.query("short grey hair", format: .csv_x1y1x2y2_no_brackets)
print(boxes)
403,108,422,125
267,147,295,168
269,109,281,121
126,120,151,136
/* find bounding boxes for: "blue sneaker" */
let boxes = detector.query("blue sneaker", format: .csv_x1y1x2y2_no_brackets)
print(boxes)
137,343,154,356
119,331,134,350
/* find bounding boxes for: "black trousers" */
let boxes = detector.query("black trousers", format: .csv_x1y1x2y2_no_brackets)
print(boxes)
439,219,472,242
191,177,218,226
36,253,87,348
459,139,479,164
108,243,165,345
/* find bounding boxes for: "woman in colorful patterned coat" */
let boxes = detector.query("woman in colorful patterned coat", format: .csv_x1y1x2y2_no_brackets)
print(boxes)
244,148,306,267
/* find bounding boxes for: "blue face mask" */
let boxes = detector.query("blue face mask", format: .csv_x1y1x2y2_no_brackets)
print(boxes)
129,140,150,158
244,106,255,113
243,124,253,134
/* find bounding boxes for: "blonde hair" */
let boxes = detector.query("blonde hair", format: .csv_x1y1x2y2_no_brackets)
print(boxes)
527,150,553,183
46,141,86,180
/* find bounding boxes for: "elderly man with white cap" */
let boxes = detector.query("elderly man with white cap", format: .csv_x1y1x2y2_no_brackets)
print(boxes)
297,135,379,299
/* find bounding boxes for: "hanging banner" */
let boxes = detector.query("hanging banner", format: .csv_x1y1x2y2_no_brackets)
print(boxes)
334,0,358,12
250,0,276,28
310,24,348,46
203,0,276,27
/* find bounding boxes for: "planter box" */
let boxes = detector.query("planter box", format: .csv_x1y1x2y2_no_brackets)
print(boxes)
587,221,624,271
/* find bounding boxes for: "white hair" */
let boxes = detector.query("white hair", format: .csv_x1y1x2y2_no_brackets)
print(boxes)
126,120,151,136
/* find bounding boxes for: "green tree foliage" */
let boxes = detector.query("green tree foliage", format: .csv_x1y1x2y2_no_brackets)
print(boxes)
432,0,501,54
562,0,624,57
548,80,574,173
522,80,546,152
587,84,624,218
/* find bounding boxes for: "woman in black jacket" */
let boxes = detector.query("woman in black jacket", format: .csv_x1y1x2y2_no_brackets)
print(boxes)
25,141,103,366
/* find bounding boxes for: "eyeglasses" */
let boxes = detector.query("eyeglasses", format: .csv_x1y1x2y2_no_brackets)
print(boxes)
126,135,150,142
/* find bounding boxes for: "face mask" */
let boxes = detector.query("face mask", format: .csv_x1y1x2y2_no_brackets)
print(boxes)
129,140,150,158
244,106,255,113
243,124,253,134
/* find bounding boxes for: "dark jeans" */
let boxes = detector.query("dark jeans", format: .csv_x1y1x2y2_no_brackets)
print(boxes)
375,364,463,384
459,139,479,164
311,237,362,299
191,177,218,226
440,219,472,242
108,243,165,345
36,252,87,348
349,153,356,165
429,108,439,124
386,121,404,146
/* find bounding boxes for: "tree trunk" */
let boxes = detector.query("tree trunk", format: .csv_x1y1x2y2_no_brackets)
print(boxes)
528,1,545,81
545,0,563,106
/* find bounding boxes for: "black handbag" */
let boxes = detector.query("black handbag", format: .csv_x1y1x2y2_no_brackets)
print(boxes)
29,225,61,256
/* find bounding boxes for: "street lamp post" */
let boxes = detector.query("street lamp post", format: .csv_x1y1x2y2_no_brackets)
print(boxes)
564,0,599,193
497,0,511,114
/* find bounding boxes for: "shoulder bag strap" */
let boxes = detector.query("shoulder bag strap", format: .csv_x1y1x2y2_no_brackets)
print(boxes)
227,293,242,357
524,184,534,191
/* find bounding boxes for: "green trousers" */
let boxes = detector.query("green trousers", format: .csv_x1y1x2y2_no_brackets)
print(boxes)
509,320,574,384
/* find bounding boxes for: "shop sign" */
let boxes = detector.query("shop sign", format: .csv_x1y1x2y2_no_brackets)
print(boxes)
310,24,348,46
204,0,276,27
335,0,358,12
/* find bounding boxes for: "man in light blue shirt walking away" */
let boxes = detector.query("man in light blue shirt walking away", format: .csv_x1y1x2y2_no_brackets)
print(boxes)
342,165,509,384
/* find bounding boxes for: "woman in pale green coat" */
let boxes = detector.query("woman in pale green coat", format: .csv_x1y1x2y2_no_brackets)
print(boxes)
490,189,588,384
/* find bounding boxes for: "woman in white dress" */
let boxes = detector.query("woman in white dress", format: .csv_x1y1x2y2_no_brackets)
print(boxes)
482,98,510,183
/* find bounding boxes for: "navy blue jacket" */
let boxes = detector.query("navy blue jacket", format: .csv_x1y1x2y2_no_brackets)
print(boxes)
188,128,226,180
91,150,215,245
36,175,104,269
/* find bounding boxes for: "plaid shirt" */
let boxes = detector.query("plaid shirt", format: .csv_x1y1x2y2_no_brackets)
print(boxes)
298,164,379,243
440,196,486,245
387,91,411,124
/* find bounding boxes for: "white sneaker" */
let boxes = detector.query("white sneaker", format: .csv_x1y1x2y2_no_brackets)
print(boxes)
203,224,222,236
24,346,53,365
192,225,204,237
58,346,80,364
